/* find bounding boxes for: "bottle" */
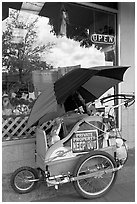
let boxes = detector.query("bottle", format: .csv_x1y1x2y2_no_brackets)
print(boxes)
51,130,60,145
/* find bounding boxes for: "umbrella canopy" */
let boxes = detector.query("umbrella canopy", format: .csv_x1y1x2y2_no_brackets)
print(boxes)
27,66,129,128
55,65,129,103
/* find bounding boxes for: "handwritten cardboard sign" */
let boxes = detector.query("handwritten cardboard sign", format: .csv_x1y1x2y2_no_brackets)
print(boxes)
72,130,98,153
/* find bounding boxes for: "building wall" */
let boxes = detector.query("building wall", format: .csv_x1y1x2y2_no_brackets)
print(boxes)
118,2,135,148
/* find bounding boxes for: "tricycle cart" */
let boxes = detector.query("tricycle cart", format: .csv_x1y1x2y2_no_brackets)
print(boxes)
10,66,135,199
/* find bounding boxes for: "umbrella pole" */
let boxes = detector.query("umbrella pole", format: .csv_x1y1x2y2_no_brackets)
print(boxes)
76,91,91,115
72,95,82,114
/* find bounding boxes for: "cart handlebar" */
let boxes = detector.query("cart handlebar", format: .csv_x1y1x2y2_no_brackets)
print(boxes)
100,94,135,108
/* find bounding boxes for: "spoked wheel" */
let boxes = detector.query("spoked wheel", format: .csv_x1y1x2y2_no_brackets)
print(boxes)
73,151,118,199
10,167,39,194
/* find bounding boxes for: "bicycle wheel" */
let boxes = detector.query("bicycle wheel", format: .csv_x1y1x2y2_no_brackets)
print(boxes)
73,151,117,199
10,166,38,194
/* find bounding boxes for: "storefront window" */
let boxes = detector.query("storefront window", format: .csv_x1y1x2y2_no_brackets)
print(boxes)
2,3,117,115
39,4,117,108
87,8,117,99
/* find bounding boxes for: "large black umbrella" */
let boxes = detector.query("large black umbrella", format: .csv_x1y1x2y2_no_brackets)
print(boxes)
27,66,129,128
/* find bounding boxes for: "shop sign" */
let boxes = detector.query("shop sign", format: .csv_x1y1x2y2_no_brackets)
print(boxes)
91,34,115,45
72,130,98,153
11,28,27,44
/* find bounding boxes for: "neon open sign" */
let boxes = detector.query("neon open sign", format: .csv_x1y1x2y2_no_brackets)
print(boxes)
91,34,115,44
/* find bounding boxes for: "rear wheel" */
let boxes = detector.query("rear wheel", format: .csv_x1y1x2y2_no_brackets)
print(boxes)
73,151,117,199
10,166,39,194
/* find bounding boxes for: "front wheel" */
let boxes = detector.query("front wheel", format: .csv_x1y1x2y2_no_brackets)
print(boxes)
73,151,117,199
10,166,39,194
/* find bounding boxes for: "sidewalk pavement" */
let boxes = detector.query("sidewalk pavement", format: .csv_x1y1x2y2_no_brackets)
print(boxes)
2,148,135,202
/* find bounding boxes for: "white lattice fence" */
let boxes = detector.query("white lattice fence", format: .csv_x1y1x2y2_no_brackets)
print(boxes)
2,115,53,141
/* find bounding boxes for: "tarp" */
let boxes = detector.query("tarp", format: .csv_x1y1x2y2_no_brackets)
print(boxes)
27,83,65,127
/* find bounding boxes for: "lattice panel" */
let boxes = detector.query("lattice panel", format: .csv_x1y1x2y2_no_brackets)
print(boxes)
2,115,53,141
